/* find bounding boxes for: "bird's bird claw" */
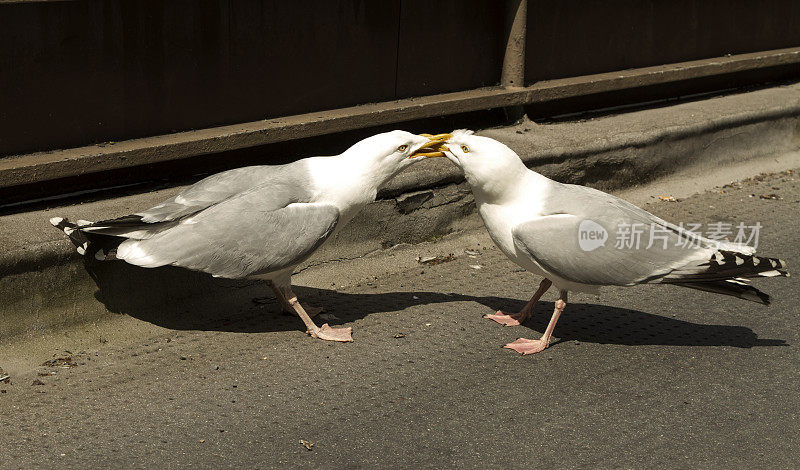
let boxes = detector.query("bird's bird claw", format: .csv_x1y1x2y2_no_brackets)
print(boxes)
309,324,353,342
484,310,525,326
504,337,548,355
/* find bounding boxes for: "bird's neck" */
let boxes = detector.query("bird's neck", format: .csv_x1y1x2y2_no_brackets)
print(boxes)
342,149,406,189
311,153,382,210
466,159,535,204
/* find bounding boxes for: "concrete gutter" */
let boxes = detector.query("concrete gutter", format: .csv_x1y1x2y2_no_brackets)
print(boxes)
1,82,799,341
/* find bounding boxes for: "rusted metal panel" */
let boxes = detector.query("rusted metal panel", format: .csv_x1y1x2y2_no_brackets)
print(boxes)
525,0,800,84
0,0,401,156
501,0,527,88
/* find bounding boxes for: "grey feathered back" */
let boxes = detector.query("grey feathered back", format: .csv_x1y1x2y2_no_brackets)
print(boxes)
118,199,339,279
137,161,315,223
82,159,341,279
512,183,774,286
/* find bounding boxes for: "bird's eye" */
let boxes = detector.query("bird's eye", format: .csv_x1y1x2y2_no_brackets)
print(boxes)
461,145,470,153
397,144,408,152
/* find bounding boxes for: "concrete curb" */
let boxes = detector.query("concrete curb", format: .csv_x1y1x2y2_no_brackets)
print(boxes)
380,82,800,197
1,82,799,341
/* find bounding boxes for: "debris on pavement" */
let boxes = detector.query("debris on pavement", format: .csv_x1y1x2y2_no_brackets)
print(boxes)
760,194,780,200
300,440,314,451
393,333,406,339
42,356,78,368
395,190,433,214
464,249,480,256
659,196,678,202
417,254,455,265
469,265,483,270
0,374,10,383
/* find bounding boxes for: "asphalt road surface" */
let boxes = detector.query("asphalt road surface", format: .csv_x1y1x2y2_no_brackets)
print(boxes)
2,169,799,468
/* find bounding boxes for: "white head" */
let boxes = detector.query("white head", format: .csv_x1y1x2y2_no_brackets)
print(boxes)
438,130,529,198
340,130,448,186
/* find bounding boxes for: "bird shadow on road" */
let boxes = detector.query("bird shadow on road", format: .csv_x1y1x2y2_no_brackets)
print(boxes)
466,296,787,348
85,260,786,349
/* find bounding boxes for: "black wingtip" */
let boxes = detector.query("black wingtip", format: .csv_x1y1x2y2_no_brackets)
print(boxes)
674,279,772,305
49,216,90,255
49,216,69,230
755,290,771,306
730,283,770,305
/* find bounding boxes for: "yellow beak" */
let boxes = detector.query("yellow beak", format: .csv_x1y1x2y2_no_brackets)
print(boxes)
411,133,452,158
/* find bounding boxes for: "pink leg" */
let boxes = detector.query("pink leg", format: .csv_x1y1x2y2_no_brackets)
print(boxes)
267,282,324,317
271,283,352,342
485,279,552,326
505,290,567,355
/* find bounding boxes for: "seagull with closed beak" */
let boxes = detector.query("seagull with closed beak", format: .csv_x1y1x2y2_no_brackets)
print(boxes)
427,130,788,354
50,130,450,343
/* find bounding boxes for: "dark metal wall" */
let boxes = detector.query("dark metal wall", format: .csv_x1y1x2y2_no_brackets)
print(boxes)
0,0,505,156
395,0,505,97
1,0,799,157
525,0,800,82
1,1,396,155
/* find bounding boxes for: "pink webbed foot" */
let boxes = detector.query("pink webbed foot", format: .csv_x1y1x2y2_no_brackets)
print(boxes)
309,323,353,342
502,289,567,355
484,310,529,326
504,337,550,355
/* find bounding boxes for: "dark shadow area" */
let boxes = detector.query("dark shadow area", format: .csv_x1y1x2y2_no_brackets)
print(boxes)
86,259,786,349
527,75,800,123
472,297,787,348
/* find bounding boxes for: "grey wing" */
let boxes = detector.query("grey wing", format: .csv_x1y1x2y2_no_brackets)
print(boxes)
514,182,778,287
513,187,717,286
137,164,307,223
116,190,340,279
82,162,314,239
553,185,751,255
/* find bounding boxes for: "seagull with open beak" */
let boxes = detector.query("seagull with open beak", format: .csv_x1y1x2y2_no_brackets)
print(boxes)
50,131,455,343
422,130,787,355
